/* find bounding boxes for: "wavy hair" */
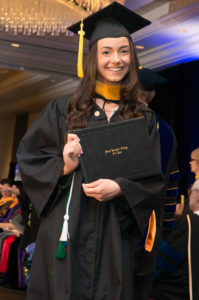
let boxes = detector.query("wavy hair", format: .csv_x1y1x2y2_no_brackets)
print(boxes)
66,37,142,132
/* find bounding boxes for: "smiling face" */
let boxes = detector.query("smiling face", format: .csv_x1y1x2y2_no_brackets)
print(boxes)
97,37,131,84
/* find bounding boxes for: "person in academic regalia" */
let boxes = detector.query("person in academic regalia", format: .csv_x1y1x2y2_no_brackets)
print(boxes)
139,67,167,107
17,2,174,300
187,178,199,300
137,67,180,298
151,150,199,300
0,178,19,218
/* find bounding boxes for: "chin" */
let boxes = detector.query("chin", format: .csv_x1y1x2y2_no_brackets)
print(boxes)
107,77,123,84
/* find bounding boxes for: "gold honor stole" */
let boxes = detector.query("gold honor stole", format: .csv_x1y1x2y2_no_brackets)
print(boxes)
95,81,121,101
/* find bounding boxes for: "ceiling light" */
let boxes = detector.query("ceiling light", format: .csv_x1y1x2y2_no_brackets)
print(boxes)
177,29,187,33
10,43,20,47
135,45,145,50
0,0,118,36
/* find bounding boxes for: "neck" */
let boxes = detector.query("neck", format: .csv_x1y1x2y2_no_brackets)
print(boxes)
95,98,118,122
193,203,199,213
95,98,118,109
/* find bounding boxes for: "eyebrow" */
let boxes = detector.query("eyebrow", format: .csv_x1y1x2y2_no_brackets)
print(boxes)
100,45,130,50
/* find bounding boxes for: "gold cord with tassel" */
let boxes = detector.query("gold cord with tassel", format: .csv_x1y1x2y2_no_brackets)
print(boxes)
77,20,85,78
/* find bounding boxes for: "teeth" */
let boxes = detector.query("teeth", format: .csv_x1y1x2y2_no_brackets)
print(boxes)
108,68,122,71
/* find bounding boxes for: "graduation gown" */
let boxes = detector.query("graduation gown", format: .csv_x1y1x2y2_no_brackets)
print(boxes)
17,186,40,250
17,96,166,300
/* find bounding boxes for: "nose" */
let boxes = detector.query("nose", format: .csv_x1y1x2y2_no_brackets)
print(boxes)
111,51,121,63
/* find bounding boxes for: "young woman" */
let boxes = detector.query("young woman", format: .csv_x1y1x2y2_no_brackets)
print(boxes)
17,3,168,300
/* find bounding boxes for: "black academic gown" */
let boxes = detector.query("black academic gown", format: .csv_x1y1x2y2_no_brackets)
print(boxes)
16,186,40,249
17,96,166,300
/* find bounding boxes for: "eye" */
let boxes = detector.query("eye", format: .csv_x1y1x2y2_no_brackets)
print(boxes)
120,48,130,54
101,50,110,55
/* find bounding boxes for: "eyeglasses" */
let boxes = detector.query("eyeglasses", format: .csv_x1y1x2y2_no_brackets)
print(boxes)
190,158,198,162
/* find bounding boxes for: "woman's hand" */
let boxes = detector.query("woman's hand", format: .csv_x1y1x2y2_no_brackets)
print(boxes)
63,133,83,175
82,179,122,201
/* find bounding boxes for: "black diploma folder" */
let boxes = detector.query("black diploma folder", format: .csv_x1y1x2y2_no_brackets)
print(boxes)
74,117,160,183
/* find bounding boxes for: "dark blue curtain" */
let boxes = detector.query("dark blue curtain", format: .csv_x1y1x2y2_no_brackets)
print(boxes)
150,60,199,195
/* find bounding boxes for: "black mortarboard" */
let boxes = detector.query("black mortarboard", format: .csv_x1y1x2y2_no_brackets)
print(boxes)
139,67,167,91
67,2,151,78
68,1,151,48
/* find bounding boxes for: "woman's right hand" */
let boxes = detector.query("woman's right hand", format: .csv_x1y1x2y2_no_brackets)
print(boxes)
63,133,83,175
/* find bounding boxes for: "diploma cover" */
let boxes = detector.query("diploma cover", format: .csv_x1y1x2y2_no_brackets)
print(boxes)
74,117,161,183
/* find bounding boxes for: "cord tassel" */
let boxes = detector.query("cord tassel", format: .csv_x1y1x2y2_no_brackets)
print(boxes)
77,20,85,78
56,172,75,259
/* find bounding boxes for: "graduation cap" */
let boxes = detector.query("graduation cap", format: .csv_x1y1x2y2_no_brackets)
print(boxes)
68,2,151,78
139,67,167,91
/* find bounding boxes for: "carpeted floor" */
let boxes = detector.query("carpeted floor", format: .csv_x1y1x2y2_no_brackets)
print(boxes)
0,286,26,300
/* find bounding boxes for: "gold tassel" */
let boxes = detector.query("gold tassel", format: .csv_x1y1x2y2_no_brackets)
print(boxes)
77,20,85,78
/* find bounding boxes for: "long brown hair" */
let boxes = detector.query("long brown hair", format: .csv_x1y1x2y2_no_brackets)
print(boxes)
67,37,142,132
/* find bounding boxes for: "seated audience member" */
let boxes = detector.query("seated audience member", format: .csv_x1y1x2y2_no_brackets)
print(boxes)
0,178,19,218
0,180,40,289
0,181,22,236
0,180,40,249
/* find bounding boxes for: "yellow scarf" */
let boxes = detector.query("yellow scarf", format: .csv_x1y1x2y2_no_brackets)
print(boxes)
95,81,121,101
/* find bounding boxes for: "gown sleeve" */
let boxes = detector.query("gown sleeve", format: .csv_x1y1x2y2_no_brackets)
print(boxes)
113,108,165,237
17,97,70,217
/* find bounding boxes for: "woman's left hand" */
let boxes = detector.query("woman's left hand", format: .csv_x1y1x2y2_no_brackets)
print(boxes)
82,179,122,202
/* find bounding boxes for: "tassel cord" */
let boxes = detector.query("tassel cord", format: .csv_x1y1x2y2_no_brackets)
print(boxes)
60,172,75,242
77,20,84,78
